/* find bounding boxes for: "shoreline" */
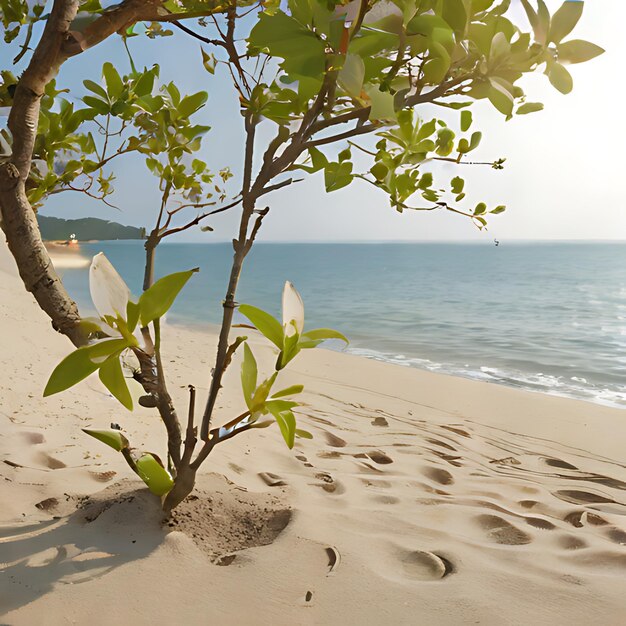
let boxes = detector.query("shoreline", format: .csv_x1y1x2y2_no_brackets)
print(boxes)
165,314,626,411
2,238,626,623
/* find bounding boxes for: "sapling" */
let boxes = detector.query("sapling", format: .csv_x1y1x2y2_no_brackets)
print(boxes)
44,252,346,508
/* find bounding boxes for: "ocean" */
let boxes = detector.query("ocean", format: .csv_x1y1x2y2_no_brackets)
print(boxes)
58,241,626,408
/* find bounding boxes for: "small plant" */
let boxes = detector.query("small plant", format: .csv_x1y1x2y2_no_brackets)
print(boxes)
44,252,346,510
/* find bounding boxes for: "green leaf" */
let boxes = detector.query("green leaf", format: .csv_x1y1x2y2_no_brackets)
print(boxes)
548,61,573,94
460,110,472,132
136,453,174,496
278,331,301,370
44,338,129,397
133,70,155,97
549,1,584,43
99,354,133,410
238,304,284,348
558,39,604,64
474,202,487,216
126,300,140,333
422,54,450,84
102,62,124,99
517,102,544,115
83,79,109,100
300,328,348,344
324,161,353,192
338,54,365,99
178,91,208,117
443,0,468,34
271,384,304,398
469,131,482,151
418,172,433,190
241,343,258,409
488,80,514,116
248,11,326,79
295,428,313,440
201,48,216,74
451,176,465,194
365,87,396,121
139,269,198,326
267,405,296,449
82,428,130,452
491,205,506,214
250,372,277,411
82,95,110,116
371,162,388,181
435,127,455,156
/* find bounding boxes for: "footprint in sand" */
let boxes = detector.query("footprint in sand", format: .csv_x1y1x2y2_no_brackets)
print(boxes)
476,514,532,545
426,438,457,452
89,470,117,483
214,554,237,566
295,454,314,468
606,529,626,545
371,416,388,427
323,431,347,448
525,516,556,530
543,457,579,471
314,472,344,494
360,478,393,489
564,510,609,528
37,452,67,470
258,472,287,487
21,431,45,445
371,494,400,505
440,425,471,438
354,450,394,465
356,461,385,475
399,550,452,581
325,546,341,575
556,534,588,550
422,466,454,486
317,450,342,459
518,500,538,509
553,490,617,506
35,497,59,512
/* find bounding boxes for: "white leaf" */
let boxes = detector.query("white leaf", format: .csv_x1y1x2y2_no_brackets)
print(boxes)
89,252,130,320
282,281,304,337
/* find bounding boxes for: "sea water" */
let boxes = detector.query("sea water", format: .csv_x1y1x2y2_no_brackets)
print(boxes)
58,241,626,408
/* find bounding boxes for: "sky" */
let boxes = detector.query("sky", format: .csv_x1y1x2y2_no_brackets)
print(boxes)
7,1,626,242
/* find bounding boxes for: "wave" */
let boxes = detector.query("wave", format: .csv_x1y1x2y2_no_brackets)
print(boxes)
346,347,626,409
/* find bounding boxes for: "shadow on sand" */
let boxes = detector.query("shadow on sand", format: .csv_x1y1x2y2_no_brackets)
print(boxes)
0,487,165,616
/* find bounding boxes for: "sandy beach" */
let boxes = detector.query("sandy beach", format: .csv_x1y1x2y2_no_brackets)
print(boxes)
1,240,626,625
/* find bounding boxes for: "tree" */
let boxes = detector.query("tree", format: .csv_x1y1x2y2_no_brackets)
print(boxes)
0,0,603,512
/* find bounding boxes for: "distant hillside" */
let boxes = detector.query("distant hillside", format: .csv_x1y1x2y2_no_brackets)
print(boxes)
38,215,145,241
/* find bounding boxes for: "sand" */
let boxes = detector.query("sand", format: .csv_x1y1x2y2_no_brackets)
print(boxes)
1,240,625,625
